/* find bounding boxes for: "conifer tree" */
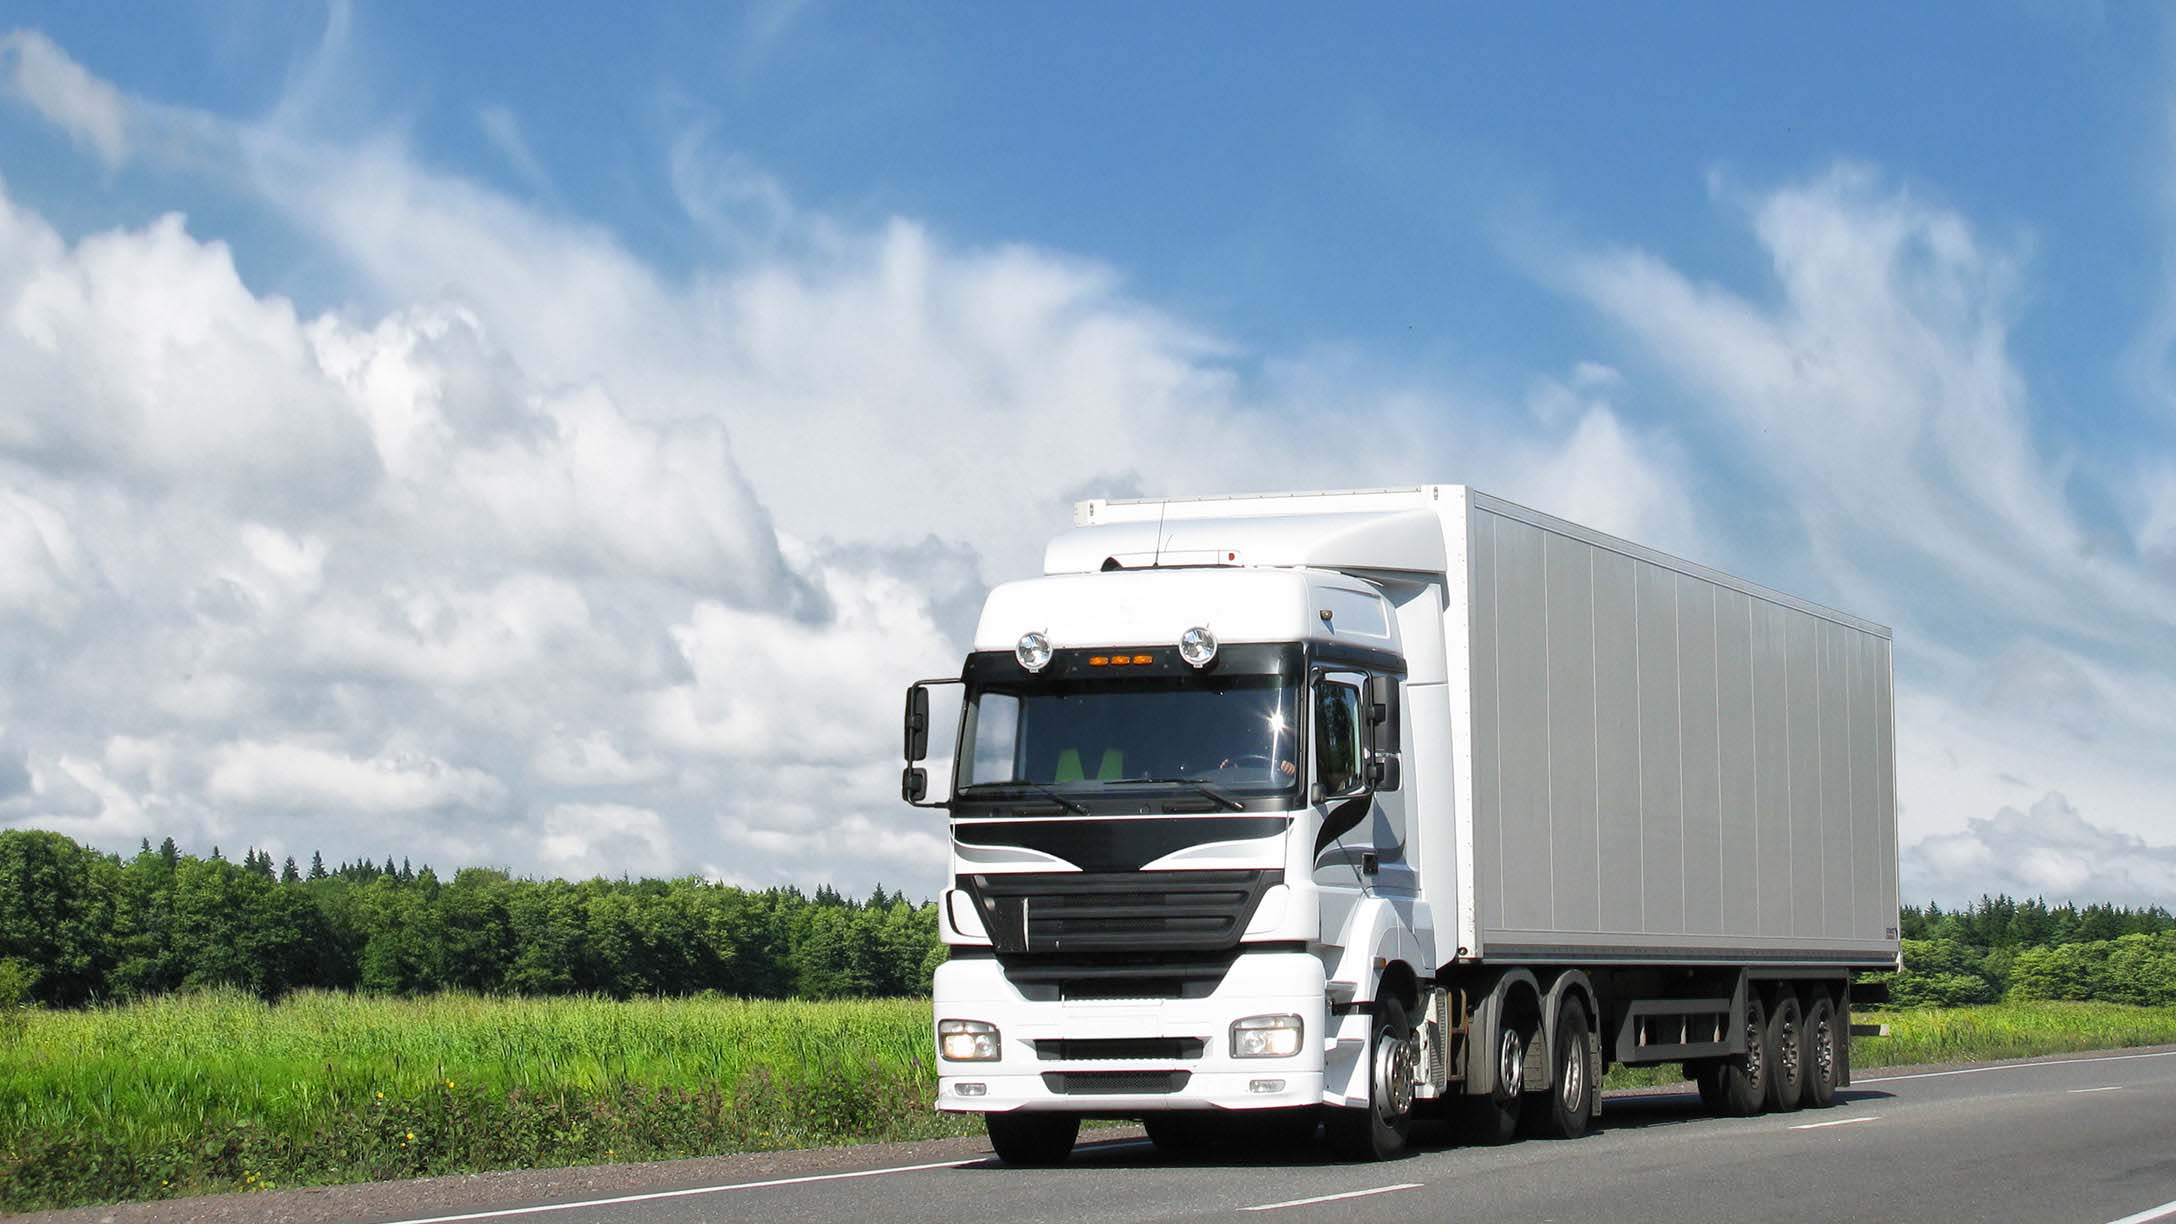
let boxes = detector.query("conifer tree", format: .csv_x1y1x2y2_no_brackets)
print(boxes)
308,851,327,881
281,856,301,884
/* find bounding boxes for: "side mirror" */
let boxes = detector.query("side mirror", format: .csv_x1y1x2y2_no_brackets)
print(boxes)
1366,673,1399,746
904,684,931,762
1366,754,1400,792
902,766,928,803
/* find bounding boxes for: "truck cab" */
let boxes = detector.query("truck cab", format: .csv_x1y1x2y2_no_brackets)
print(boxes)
906,502,1447,1163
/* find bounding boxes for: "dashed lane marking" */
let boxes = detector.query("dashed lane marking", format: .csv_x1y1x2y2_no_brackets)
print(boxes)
2103,1197,2176,1224
1788,1115,1879,1131
1243,1183,1425,1212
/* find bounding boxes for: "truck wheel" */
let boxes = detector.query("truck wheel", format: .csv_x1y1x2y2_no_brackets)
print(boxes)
985,1113,1080,1166
1692,1060,1727,1113
1144,1112,1218,1154
1457,1015,1528,1144
1800,995,1840,1109
1534,997,1595,1139
1765,992,1805,1112
1327,996,1417,1161
1718,993,1768,1116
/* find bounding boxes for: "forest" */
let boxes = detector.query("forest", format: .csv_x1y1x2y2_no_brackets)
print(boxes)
0,829,941,1006
2,827,2172,1008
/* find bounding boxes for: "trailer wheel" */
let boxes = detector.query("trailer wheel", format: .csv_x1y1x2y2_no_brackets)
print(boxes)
1718,993,1768,1116
1327,995,1416,1161
1534,997,1594,1139
1691,1060,1727,1113
1765,992,1805,1112
1800,995,1840,1109
1144,1112,1218,1155
985,1113,1080,1166
1457,1013,1528,1145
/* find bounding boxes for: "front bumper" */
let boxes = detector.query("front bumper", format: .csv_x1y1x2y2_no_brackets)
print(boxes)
933,950,1327,1114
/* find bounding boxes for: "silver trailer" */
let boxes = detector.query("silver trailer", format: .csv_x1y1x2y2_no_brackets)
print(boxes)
909,485,1900,1163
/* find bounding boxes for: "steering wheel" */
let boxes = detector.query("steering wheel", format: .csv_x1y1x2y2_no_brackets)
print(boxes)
1218,754,1277,772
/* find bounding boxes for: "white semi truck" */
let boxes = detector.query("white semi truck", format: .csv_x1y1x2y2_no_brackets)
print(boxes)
902,486,1900,1163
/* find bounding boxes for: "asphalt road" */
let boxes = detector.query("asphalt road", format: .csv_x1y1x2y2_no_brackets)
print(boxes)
362,1048,2176,1224
42,1048,2176,1224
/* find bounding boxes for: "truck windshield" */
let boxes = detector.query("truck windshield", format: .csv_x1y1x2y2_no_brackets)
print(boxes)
960,674,1299,795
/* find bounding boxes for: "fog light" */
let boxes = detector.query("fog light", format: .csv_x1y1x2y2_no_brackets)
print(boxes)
939,1018,1001,1061
1231,1013,1303,1058
1016,632,1052,672
1179,626,1218,668
954,1082,987,1097
1248,1079,1286,1094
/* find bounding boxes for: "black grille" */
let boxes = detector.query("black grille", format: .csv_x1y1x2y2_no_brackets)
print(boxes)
1042,1070,1191,1095
1031,1037,1206,1062
961,869,1280,955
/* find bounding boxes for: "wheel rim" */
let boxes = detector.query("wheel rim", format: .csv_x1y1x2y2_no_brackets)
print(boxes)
1373,1022,1417,1121
1559,1031,1584,1113
1744,1012,1763,1081
1777,1010,1800,1084
1499,1027,1525,1097
1813,1016,1835,1084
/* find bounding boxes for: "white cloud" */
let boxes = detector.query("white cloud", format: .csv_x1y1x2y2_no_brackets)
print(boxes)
0,30,127,168
1902,792,2176,907
206,741,507,814
1558,162,2176,883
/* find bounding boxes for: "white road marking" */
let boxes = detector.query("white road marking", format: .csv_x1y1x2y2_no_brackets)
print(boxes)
2102,1198,2176,1224
1788,1115,1879,1130
1243,1183,1424,1212
1857,1048,2176,1084
2070,1085,2126,1094
373,1140,1156,1224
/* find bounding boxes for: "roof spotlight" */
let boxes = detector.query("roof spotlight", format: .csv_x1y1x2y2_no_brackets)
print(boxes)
1179,626,1218,668
1016,631,1052,672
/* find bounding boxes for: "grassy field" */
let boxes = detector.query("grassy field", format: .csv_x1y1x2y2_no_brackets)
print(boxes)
5,994,2176,1211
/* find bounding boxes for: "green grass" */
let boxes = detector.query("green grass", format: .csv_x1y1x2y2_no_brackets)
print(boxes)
0,990,972,1211
6,994,2175,1211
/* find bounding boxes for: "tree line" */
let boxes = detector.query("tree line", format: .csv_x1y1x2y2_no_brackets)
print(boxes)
7,827,2175,1010
0,830,943,1007
1887,895,2176,1007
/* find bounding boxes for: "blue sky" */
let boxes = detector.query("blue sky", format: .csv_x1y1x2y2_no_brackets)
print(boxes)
2,3,2173,902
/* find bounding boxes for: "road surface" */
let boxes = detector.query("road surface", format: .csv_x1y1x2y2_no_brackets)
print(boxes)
40,1047,2176,1224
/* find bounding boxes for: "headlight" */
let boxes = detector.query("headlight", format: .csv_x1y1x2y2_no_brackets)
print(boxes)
1179,626,1218,668
1016,632,1052,672
1230,1013,1303,1059
939,1018,1001,1062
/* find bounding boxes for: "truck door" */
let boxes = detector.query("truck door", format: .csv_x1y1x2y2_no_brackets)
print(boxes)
1309,668,1411,895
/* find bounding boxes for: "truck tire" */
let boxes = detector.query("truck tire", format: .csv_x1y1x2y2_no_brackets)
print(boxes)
1801,995,1840,1109
985,1113,1080,1166
1764,992,1805,1112
1327,995,1416,1161
1533,997,1595,1139
1718,993,1768,1116
1457,1013,1528,1145
1144,1112,1218,1154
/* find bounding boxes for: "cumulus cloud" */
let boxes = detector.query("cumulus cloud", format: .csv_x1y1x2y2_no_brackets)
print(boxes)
1902,792,2176,907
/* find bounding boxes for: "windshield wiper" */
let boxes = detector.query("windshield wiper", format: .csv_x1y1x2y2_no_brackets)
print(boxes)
1103,777,1246,812
957,782,1088,814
